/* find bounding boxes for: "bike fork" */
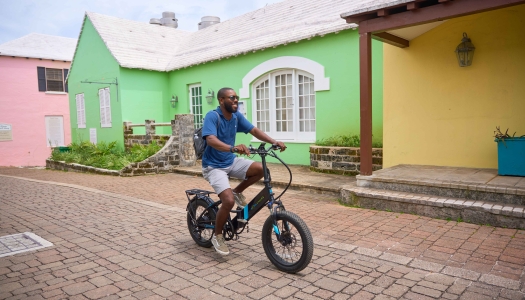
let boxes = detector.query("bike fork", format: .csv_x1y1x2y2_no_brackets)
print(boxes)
270,201,291,240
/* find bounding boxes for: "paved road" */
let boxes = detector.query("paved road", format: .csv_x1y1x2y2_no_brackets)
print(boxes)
0,168,524,299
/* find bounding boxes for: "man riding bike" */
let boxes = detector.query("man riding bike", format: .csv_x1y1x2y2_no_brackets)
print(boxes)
201,87,286,255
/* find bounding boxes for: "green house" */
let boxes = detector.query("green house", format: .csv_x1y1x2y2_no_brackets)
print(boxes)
67,0,383,165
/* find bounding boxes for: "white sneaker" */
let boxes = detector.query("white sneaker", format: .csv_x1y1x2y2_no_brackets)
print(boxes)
233,192,248,208
211,234,229,255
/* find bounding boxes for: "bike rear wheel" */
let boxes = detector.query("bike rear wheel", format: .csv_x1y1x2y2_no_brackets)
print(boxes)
262,211,313,273
187,198,216,248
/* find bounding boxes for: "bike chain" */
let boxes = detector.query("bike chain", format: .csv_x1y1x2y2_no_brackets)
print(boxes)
223,220,251,241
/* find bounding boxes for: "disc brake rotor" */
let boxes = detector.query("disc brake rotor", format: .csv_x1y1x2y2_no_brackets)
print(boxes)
280,231,297,247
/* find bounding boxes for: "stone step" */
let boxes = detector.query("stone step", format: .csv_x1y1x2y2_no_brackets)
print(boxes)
356,175,525,206
341,182,525,229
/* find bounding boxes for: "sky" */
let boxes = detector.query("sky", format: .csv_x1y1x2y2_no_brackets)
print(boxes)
0,0,284,45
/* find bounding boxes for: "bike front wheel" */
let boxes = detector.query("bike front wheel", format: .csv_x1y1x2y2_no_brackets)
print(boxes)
187,198,216,248
262,211,313,273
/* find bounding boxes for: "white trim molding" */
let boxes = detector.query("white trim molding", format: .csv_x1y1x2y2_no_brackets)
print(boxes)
239,56,330,99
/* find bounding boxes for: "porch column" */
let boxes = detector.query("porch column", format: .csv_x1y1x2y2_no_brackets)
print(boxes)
359,32,373,175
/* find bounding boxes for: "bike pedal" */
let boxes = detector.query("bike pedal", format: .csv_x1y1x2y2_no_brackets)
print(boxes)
237,219,248,224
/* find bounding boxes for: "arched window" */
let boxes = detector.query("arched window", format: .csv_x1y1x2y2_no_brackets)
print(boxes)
252,69,315,142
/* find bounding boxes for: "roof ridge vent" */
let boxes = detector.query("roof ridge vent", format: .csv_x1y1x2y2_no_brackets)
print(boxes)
198,16,220,30
149,11,178,28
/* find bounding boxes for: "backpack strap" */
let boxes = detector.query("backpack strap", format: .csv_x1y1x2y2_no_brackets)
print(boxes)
214,111,220,128
211,110,221,140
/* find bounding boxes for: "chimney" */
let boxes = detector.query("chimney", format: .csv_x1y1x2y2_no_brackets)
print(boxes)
150,12,178,28
198,16,220,30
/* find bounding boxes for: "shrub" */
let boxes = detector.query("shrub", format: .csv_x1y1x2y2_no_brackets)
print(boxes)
49,141,161,170
315,134,382,148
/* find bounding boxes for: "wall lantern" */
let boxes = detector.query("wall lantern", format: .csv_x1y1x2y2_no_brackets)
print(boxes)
455,32,475,67
170,95,178,108
205,89,215,104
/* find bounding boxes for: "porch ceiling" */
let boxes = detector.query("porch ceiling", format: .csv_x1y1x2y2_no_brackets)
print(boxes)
387,21,444,41
341,0,525,48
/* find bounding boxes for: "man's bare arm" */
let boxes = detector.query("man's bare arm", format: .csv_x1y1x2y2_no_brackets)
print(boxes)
206,135,233,152
250,127,286,151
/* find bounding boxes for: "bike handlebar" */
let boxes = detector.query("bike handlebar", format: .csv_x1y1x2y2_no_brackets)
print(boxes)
246,142,292,201
248,143,280,154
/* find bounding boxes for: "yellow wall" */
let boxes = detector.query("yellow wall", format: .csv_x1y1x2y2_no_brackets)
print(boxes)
383,5,525,168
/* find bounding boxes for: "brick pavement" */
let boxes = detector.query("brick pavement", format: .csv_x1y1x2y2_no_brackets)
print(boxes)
0,168,524,299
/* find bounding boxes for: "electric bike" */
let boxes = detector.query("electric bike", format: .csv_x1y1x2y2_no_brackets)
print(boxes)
185,143,313,273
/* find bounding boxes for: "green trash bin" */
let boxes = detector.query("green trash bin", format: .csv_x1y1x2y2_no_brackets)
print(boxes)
57,147,71,153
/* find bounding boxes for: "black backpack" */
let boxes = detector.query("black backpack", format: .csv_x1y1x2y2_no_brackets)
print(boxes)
193,111,222,159
193,127,206,159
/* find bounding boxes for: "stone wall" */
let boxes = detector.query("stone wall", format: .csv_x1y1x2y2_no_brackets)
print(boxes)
310,146,383,175
171,114,198,167
46,160,120,176
47,114,196,176
124,134,170,150
120,114,196,176
123,119,170,150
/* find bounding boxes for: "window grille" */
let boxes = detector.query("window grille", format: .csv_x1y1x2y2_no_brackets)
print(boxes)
190,84,203,128
45,69,64,92
252,69,315,142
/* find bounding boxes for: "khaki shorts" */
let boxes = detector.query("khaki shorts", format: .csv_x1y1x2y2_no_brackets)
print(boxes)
202,157,254,195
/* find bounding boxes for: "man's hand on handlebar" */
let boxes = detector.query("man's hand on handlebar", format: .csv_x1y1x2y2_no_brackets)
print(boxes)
233,141,286,155
232,144,251,156
273,141,286,152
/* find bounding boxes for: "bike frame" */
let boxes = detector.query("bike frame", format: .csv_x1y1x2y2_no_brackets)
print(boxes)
185,143,289,239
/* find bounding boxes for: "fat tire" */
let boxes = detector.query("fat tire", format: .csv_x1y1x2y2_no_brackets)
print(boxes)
187,198,216,248
262,211,313,273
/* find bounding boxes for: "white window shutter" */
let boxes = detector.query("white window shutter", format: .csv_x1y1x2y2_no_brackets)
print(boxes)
80,94,86,128
76,94,81,127
99,89,106,127
105,88,111,127
99,88,111,128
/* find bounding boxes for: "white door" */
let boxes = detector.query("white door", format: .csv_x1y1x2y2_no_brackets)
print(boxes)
189,84,203,128
45,116,64,147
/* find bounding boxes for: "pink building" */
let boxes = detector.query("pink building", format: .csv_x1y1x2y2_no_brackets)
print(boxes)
0,33,77,166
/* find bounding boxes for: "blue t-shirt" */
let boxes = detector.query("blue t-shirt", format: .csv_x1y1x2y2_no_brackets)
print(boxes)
202,107,254,168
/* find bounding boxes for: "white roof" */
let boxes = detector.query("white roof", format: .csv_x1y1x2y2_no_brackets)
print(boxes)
0,33,77,61
86,12,192,71
340,0,414,18
82,0,363,72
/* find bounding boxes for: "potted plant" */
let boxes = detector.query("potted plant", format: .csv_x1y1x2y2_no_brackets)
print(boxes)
494,127,525,176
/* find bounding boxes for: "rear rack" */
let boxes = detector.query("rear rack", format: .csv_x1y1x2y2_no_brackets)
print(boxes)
185,189,215,201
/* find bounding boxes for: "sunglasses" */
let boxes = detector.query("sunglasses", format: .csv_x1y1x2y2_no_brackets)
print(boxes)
224,95,239,101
